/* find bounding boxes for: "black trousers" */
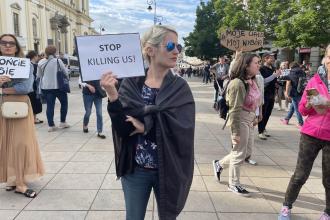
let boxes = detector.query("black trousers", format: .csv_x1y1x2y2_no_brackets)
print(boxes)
258,96,275,134
284,134,330,215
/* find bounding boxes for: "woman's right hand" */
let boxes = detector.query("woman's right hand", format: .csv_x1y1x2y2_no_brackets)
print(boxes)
87,84,96,93
100,71,118,101
0,76,11,86
231,135,240,145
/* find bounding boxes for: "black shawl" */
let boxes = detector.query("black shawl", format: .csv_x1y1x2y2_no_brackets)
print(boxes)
110,71,195,219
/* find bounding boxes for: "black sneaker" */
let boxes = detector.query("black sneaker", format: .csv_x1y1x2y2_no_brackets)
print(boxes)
97,133,106,139
228,185,250,197
212,160,223,182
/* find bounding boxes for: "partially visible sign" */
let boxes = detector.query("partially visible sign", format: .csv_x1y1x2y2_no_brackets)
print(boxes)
220,30,264,52
299,48,311,53
76,33,145,81
0,56,30,78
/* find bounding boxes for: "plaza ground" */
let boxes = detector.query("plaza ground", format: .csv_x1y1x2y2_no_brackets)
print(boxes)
0,76,325,220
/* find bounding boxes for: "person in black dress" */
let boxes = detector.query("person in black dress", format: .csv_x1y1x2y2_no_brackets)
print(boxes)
26,51,43,124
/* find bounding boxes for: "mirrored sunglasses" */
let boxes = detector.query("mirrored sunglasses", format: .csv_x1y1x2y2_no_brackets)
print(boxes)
165,41,182,53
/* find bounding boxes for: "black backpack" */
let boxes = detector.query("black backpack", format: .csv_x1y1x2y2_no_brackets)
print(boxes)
297,75,307,94
216,78,247,120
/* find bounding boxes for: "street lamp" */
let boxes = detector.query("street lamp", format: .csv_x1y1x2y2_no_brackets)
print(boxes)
155,15,164,25
99,25,105,35
147,0,157,25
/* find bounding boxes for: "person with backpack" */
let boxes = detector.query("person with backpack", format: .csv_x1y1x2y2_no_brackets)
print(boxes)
278,44,330,220
212,53,261,197
37,46,70,132
279,62,305,128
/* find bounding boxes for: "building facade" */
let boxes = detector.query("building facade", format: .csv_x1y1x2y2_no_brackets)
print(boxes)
0,0,97,55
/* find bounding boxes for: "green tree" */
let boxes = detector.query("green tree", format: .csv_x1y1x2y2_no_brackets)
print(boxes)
274,0,330,48
183,1,228,60
247,0,289,40
215,0,250,34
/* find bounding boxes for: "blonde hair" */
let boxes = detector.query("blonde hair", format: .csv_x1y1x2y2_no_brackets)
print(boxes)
141,25,178,64
326,44,330,55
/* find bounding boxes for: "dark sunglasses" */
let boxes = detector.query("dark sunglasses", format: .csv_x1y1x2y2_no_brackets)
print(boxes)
165,41,182,53
0,40,16,47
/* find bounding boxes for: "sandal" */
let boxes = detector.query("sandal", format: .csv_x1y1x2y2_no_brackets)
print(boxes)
15,189,37,198
5,186,16,191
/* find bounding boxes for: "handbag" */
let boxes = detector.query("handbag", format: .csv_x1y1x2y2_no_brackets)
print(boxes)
0,95,29,119
57,59,70,93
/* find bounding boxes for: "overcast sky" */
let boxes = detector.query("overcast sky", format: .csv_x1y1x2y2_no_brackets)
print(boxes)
89,0,205,45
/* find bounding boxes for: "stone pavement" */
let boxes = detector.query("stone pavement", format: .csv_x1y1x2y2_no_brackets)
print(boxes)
0,76,325,220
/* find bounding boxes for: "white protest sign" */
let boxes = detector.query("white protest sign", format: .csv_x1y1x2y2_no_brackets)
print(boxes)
220,30,264,52
76,33,145,81
0,56,30,78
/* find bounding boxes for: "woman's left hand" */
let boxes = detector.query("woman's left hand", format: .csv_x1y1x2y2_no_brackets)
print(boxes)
126,115,145,136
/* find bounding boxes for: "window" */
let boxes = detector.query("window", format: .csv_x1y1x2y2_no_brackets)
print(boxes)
32,18,37,38
81,0,85,11
13,13,20,36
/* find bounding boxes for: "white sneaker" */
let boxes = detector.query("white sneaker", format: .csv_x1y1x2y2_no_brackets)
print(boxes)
245,158,257,165
48,126,58,132
263,130,271,137
258,133,267,140
59,122,70,129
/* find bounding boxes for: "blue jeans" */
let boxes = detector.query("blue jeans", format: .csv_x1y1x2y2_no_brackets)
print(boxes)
42,89,68,127
285,96,304,125
121,167,160,220
83,94,103,133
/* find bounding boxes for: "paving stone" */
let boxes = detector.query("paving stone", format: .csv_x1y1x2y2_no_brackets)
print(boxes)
43,162,66,174
45,174,105,189
71,152,114,162
25,190,97,210
91,190,154,211
60,162,111,174
86,211,153,220
219,213,278,220
182,191,215,212
0,190,33,210
0,210,19,220
15,211,87,220
100,174,122,190
210,192,275,213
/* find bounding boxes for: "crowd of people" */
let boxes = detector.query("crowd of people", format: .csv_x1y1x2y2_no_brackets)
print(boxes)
1,26,330,220
208,47,330,220
0,26,196,220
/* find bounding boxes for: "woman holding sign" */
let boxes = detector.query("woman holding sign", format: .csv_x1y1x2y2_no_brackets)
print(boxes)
0,34,44,198
101,25,195,220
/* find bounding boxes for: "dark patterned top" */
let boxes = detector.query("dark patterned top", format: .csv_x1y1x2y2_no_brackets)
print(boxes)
135,84,159,169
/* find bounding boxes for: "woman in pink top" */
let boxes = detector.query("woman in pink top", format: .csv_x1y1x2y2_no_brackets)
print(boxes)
279,44,330,220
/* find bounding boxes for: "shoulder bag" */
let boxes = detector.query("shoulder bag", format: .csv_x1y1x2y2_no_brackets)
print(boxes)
57,59,70,93
0,95,29,119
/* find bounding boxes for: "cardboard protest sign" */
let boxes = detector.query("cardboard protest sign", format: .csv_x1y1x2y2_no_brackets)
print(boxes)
76,33,145,81
220,30,264,52
0,56,30,78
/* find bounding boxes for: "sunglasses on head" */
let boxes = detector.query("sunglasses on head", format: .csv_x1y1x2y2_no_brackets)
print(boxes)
0,40,16,48
165,41,182,53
